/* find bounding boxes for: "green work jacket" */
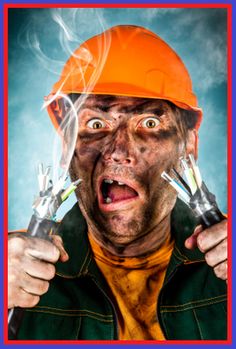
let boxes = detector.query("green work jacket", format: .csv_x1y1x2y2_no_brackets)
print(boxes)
15,200,227,340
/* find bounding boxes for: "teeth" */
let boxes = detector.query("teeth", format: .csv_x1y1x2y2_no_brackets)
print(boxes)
105,197,112,204
104,179,113,184
104,179,125,185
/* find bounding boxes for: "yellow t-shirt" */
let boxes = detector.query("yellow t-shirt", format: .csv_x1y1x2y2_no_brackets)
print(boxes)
88,232,174,340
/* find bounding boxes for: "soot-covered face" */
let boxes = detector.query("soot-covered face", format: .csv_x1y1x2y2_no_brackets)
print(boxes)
69,95,196,256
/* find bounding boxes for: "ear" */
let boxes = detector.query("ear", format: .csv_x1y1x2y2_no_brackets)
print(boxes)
185,129,199,159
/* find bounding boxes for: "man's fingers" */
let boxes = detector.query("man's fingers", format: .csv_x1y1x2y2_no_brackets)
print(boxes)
205,238,227,267
185,225,203,250
8,234,66,309
25,237,60,263
197,220,227,253
51,235,69,262
185,220,228,283
9,234,68,263
23,257,56,280
185,220,227,253
21,272,50,296
214,261,227,281
13,290,40,309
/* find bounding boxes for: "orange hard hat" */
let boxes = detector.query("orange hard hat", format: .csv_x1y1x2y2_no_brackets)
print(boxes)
47,25,202,129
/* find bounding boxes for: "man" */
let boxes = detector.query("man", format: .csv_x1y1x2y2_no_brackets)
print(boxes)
8,25,227,340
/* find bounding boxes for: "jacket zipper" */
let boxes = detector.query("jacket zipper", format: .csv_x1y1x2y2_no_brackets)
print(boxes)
157,264,182,339
90,275,119,340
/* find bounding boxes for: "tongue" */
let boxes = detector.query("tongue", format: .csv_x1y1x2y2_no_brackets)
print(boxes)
107,183,137,202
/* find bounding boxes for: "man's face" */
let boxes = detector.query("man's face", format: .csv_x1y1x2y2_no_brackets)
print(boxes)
69,95,195,255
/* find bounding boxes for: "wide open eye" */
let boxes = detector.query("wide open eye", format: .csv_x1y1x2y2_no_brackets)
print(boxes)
87,118,106,129
140,117,160,129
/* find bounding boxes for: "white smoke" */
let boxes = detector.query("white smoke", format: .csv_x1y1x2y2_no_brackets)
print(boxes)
18,8,111,187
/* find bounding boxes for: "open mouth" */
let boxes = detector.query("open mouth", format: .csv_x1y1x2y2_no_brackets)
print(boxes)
100,178,138,205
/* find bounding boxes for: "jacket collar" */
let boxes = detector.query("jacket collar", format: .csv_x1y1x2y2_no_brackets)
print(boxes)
55,200,204,279
55,203,92,278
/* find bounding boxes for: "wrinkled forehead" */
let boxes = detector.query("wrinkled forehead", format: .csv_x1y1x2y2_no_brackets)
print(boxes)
79,94,172,115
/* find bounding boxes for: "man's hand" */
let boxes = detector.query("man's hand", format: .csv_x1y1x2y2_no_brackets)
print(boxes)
8,234,69,309
185,220,227,282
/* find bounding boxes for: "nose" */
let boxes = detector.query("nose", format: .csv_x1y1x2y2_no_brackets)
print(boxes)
103,126,136,165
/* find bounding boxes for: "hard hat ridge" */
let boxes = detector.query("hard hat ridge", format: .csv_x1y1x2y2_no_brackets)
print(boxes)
47,24,202,129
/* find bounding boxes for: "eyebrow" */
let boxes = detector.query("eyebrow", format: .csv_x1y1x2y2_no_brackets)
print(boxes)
118,104,165,116
78,104,107,113
79,95,166,116
117,101,154,114
93,96,118,111
80,105,165,118
81,103,165,115
79,96,118,113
